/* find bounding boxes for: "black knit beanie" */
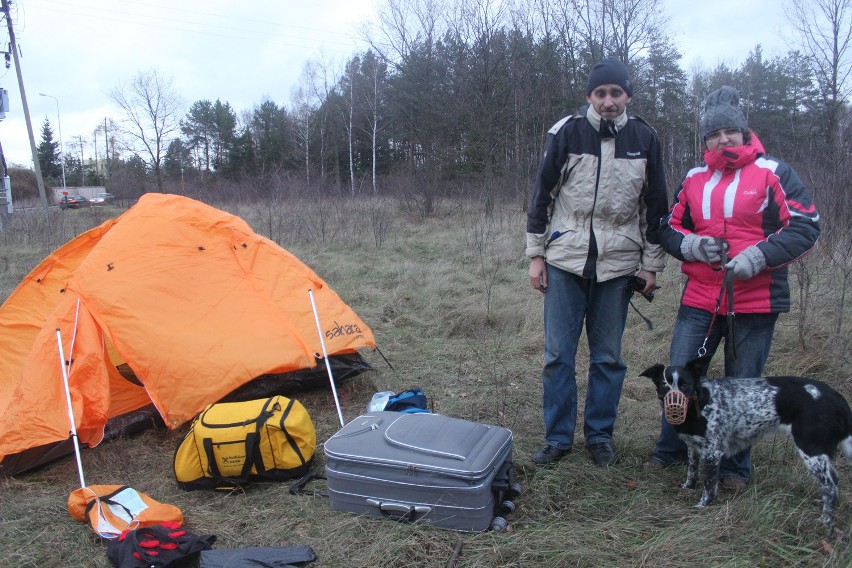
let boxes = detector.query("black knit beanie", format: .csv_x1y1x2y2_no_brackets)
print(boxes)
585,58,634,97
699,86,748,139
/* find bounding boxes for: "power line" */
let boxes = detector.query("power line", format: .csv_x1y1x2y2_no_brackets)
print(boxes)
22,0,361,51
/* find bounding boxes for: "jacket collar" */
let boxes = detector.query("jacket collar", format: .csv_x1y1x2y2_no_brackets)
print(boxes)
585,105,628,137
703,143,760,171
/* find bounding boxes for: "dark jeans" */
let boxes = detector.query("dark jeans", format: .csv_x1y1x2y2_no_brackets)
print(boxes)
651,304,778,480
540,265,632,449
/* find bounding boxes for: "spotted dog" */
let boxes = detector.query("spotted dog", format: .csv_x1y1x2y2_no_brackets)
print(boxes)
642,356,852,524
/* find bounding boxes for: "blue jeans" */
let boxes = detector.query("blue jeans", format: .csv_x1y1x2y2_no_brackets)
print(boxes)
651,305,778,481
540,265,632,449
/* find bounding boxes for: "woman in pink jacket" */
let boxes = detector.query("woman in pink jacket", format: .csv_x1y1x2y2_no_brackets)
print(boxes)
644,86,821,488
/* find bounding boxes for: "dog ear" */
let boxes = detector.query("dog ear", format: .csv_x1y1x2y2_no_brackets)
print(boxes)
686,355,712,378
640,364,665,386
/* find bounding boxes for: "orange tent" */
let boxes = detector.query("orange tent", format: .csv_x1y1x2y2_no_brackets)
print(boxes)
0,194,376,473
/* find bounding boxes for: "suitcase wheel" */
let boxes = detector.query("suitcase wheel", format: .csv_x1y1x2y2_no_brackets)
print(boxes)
490,516,509,532
499,500,516,514
510,482,523,498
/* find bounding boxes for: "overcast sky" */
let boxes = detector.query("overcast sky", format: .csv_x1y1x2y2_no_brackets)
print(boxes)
0,0,792,168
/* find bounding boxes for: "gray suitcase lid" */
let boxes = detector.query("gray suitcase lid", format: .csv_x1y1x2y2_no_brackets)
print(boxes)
324,412,512,479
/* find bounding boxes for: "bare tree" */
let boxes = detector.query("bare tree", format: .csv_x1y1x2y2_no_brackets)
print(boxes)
785,0,852,256
606,0,667,64
785,0,852,106
573,0,666,65
300,55,343,186
364,0,450,215
110,69,183,192
360,52,387,195
290,81,315,185
366,0,448,67
346,57,357,195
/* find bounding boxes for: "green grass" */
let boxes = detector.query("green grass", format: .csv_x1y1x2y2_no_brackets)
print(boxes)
0,196,850,567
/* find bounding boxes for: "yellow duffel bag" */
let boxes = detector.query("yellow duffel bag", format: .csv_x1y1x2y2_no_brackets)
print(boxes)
174,395,315,490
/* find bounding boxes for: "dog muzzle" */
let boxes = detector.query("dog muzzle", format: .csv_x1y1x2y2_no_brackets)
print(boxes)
664,390,689,425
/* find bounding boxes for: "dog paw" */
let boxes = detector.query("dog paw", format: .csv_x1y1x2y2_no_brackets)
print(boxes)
691,503,707,510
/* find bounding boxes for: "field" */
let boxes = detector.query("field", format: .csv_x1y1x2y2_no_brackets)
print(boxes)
0,195,850,567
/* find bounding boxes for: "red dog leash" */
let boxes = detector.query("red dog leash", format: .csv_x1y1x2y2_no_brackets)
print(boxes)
698,246,736,361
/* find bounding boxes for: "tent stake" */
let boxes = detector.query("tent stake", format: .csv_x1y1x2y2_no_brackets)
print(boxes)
308,289,346,428
55,328,87,489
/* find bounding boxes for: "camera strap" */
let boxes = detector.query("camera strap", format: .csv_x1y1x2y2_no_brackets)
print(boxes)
628,299,653,331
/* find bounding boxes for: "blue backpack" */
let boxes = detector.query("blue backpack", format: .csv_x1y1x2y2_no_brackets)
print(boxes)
384,388,429,413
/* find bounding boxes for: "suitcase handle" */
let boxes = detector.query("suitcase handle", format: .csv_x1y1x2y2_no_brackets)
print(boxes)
366,498,431,522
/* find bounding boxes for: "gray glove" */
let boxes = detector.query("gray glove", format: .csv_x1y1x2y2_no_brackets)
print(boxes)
725,245,767,280
681,235,725,264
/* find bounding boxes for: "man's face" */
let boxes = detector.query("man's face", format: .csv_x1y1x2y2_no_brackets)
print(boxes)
586,84,632,119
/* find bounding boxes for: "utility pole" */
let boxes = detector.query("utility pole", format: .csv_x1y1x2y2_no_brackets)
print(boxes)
75,134,84,186
92,126,98,180
1,0,48,210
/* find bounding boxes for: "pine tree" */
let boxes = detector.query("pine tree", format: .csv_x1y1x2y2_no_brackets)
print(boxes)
37,117,61,185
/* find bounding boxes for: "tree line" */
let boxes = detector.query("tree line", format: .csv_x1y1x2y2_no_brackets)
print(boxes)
31,1,850,232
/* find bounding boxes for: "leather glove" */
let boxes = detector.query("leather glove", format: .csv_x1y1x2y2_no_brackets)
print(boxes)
724,245,767,280
681,235,724,264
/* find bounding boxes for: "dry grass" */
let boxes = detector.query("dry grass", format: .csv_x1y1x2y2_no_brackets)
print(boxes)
0,196,850,567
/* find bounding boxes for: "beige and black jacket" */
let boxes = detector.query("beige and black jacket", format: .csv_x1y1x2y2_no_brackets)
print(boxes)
526,105,668,281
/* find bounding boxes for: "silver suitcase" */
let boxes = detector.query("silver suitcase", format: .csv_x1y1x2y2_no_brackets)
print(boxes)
324,411,519,532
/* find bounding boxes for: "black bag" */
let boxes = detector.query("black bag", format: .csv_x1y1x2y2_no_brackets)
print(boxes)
199,545,317,567
106,522,215,568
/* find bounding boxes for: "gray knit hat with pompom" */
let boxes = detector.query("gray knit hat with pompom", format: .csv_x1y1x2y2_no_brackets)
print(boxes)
699,86,747,140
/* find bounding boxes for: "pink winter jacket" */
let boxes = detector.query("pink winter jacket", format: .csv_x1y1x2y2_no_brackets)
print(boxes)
659,133,820,314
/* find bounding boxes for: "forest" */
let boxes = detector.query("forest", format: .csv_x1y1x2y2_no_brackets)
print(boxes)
25,0,850,237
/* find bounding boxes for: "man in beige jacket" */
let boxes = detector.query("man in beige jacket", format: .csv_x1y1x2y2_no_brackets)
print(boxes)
526,58,668,467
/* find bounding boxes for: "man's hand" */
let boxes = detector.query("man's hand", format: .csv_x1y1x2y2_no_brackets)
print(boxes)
529,256,547,293
637,269,656,296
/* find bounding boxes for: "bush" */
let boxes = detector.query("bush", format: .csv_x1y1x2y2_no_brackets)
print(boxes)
8,167,45,201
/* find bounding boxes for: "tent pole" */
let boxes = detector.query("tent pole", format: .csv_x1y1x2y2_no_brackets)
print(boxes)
55,328,87,489
308,289,346,428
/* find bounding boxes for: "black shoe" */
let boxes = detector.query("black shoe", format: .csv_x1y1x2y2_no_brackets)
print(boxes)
532,444,570,466
587,442,616,467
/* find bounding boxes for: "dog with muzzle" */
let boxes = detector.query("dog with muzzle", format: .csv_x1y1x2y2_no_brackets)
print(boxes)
642,356,852,524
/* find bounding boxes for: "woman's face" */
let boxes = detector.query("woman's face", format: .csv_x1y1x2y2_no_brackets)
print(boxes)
705,128,744,151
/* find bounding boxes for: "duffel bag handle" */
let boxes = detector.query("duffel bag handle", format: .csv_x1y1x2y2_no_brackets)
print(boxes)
366,498,431,522
202,431,262,485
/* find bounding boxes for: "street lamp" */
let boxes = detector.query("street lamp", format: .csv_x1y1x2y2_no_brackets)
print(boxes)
38,92,66,189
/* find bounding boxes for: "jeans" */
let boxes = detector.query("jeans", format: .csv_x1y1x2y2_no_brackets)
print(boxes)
651,304,778,480
541,265,632,449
